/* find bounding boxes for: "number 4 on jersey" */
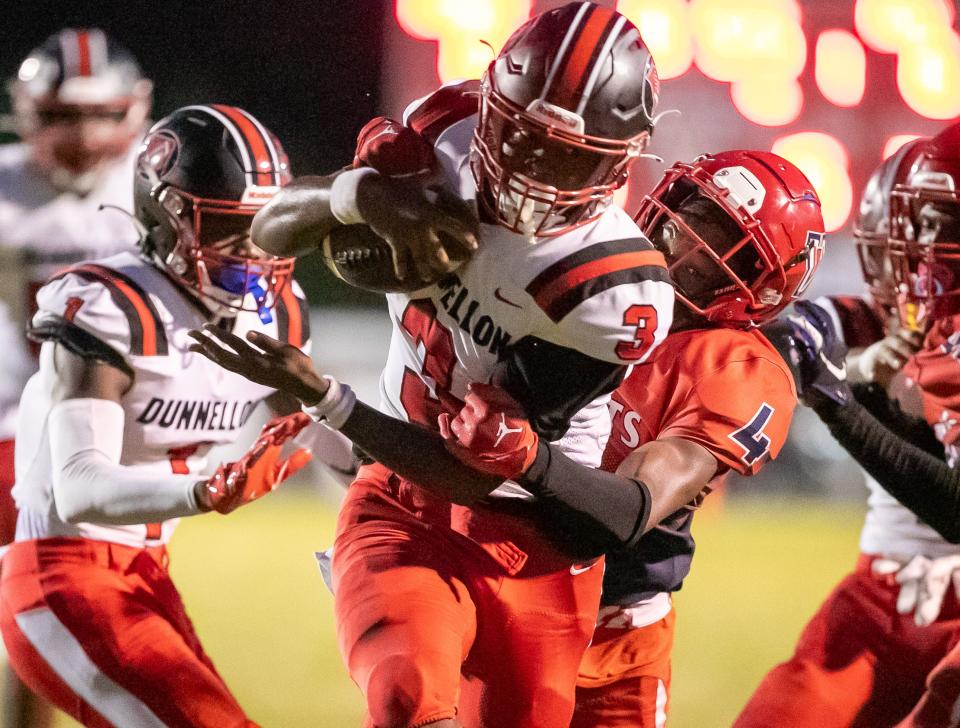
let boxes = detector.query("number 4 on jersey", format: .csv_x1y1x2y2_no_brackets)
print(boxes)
729,403,775,465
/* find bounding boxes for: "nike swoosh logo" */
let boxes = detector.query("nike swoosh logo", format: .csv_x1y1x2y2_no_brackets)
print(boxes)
570,563,596,575
494,288,523,308
819,352,847,381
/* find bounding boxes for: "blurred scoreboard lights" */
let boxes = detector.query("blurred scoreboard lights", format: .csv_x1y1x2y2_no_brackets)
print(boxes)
395,0,960,231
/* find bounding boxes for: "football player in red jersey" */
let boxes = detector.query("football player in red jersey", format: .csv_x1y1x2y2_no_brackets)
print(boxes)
757,122,960,728
733,140,960,728
0,105,355,728
191,5,677,727
434,149,824,728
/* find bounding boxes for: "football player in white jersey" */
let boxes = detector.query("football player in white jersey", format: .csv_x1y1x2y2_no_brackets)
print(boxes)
0,28,151,728
0,104,354,728
192,5,675,727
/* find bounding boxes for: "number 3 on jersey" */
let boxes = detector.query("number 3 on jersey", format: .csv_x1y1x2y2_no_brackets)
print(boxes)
615,304,658,361
399,299,463,427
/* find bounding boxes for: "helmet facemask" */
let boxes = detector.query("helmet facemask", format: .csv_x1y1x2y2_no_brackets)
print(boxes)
890,183,960,329
154,186,294,322
636,166,785,327
470,71,648,239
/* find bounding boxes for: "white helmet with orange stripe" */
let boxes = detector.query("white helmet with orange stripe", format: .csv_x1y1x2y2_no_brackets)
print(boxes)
8,28,153,193
133,104,295,322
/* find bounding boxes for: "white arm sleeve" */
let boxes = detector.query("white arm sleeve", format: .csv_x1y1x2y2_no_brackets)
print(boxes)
49,398,204,525
294,420,360,488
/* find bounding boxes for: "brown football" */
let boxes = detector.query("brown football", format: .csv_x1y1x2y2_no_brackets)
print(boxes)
321,224,470,293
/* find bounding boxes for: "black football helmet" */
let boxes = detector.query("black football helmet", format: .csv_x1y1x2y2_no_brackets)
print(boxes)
853,138,928,312
134,104,294,320
471,1,659,237
9,28,152,192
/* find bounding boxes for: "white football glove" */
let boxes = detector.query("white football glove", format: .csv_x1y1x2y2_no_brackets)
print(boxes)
848,329,924,387
873,554,960,626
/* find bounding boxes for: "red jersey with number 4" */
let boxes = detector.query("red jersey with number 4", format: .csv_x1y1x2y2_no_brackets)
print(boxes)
12,252,311,548
600,327,797,604
361,82,674,484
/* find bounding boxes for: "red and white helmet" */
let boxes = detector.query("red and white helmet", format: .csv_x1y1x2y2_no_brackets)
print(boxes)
634,150,826,327
8,28,152,193
853,137,929,312
888,122,960,328
470,2,659,238
134,105,294,321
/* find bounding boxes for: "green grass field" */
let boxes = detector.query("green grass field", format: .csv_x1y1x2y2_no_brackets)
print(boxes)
46,494,865,727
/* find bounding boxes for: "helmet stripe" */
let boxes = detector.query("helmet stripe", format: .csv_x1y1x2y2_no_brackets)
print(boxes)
76,30,92,77
183,105,255,187
552,7,619,112
211,104,277,187
234,107,283,186
576,16,628,116
59,29,79,81
539,1,591,102
88,28,109,76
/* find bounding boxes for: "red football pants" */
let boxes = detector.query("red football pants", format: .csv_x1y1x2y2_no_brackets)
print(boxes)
0,439,17,545
734,554,960,728
332,464,604,728
571,607,675,728
0,538,256,728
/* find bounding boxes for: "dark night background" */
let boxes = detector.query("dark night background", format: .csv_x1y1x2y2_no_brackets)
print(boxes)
0,0,390,304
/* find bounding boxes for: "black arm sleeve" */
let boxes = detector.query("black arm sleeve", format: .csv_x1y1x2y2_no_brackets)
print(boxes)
852,383,944,457
514,441,652,560
493,336,625,442
814,398,960,542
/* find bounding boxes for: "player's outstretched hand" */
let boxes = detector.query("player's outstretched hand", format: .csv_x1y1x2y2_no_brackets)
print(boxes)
438,383,539,480
873,554,960,627
849,326,924,388
356,172,480,281
188,324,328,405
197,413,313,514
763,300,851,409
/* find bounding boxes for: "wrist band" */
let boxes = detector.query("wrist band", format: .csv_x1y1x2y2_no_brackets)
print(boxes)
329,168,376,225
302,375,357,429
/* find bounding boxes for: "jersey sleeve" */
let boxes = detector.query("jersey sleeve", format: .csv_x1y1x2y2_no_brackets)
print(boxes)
659,355,797,476
529,238,674,365
402,80,480,144
31,271,138,370
275,279,312,354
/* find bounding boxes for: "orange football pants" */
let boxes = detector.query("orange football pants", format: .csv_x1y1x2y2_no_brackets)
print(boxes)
332,464,604,728
0,538,256,728
734,554,960,728
571,606,675,728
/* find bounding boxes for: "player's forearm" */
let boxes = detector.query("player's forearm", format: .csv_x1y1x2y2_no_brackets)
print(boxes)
516,442,652,559
49,399,203,525
251,175,341,257
815,398,960,543
338,401,503,504
852,383,944,457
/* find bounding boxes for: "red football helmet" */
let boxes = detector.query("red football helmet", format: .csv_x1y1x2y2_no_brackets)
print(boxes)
888,123,960,328
853,138,929,312
471,2,658,238
134,105,294,321
634,150,826,327
8,28,152,193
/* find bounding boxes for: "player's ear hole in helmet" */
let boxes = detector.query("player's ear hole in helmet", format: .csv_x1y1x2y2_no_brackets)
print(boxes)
635,150,826,328
8,28,153,194
134,104,295,323
470,2,660,238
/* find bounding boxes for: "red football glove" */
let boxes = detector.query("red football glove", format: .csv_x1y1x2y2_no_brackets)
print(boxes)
438,383,539,479
199,413,313,514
